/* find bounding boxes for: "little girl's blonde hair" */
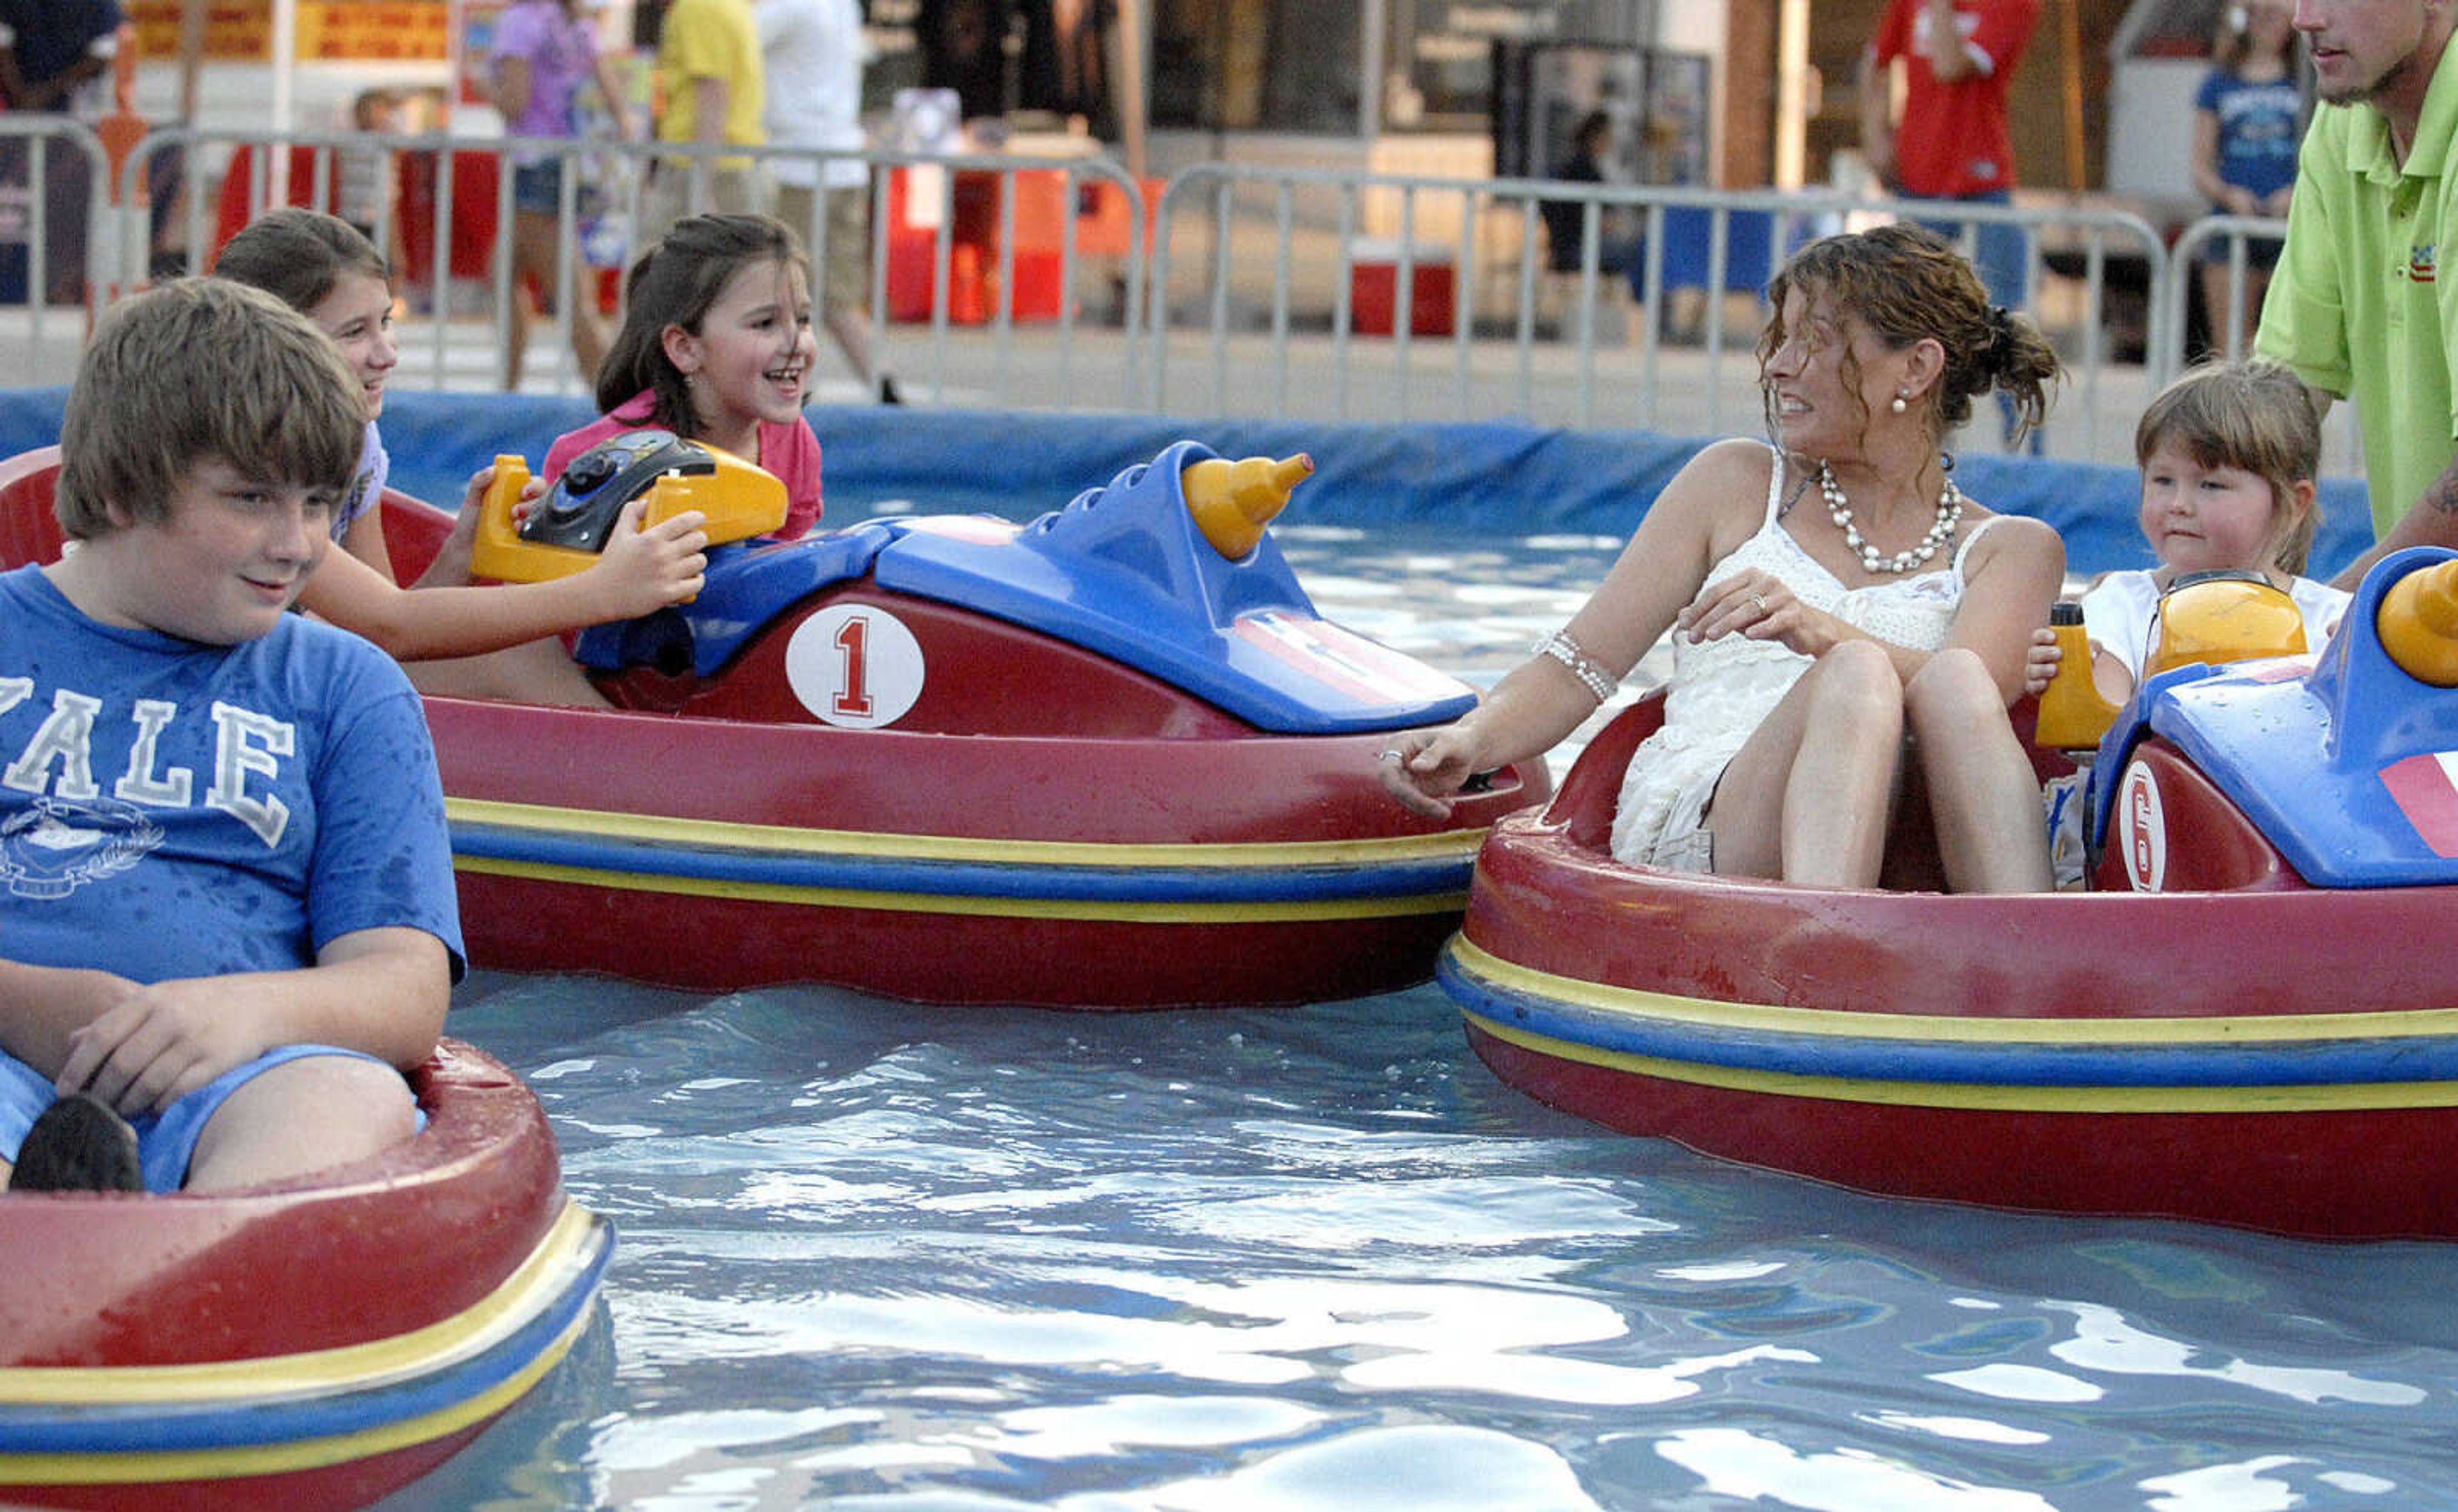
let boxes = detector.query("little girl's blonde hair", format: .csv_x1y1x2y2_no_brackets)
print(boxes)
2133,357,2323,575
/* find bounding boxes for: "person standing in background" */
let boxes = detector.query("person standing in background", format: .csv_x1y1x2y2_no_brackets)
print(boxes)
491,0,636,389
2189,0,2302,353
0,0,122,306
1858,0,2041,316
1016,0,1116,140
757,0,899,403
648,0,764,237
917,0,1008,125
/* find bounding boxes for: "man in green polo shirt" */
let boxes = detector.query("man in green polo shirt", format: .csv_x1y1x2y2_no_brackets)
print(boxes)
2256,0,2458,587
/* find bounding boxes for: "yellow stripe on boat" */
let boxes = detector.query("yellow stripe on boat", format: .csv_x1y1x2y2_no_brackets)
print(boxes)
1449,937,2458,1047
0,1203,604,1484
0,1202,597,1408
1461,1005,2458,1113
449,796,1484,871
0,1309,592,1486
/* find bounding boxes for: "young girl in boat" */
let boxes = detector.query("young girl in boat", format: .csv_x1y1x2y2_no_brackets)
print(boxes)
1379,223,2066,893
2028,358,2343,707
213,208,710,705
2026,358,2343,884
543,213,824,538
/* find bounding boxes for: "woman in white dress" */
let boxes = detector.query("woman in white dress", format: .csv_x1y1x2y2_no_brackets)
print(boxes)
1380,224,2064,893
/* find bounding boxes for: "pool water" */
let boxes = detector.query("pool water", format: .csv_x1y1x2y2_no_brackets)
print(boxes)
374,529,2458,1511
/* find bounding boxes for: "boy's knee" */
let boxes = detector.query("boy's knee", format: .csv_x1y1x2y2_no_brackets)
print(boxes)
187,1053,417,1189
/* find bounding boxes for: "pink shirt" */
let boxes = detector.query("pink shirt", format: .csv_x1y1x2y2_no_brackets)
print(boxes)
543,390,823,539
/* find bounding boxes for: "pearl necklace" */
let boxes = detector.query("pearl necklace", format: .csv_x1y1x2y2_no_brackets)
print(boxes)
1815,460,1964,574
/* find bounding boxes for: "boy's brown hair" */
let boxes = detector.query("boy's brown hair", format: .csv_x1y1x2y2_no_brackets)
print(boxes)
56,279,365,539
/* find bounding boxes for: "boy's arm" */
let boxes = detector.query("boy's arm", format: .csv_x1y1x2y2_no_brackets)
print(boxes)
37,928,449,1117
294,495,708,657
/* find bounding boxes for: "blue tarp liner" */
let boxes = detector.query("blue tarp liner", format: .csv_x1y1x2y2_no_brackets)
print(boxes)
0,386,2374,579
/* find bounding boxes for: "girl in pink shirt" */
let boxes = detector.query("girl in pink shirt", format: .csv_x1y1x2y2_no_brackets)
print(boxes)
546,213,823,537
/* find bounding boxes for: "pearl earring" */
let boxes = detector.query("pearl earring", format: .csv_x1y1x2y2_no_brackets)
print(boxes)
1891,392,1909,414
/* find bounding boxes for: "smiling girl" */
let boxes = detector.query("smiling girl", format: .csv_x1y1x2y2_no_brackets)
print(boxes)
2030,358,2345,707
545,214,824,538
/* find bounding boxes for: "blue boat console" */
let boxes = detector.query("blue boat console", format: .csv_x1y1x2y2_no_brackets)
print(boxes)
2087,547,2458,887
572,440,1478,735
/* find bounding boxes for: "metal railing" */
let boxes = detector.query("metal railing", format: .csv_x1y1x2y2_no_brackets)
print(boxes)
0,118,2329,469
115,126,1153,410
1146,167,2168,458
2162,212,2292,370
0,116,112,377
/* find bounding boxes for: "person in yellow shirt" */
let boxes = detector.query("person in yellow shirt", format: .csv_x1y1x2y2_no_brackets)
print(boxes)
648,0,765,237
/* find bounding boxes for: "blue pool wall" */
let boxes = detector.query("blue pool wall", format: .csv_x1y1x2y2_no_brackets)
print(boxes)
0,387,2372,581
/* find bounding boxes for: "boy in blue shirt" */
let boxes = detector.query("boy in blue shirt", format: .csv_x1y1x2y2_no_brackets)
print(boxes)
0,278,463,1193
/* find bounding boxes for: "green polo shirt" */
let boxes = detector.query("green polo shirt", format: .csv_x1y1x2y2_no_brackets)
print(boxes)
2257,42,2458,540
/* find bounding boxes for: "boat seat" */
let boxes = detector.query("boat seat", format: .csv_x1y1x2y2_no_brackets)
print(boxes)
0,446,66,569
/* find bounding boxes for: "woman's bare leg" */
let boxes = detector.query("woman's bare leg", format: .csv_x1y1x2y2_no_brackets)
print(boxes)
1904,648,2053,893
1704,639,1906,887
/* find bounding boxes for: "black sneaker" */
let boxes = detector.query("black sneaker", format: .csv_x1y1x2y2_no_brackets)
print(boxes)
9,1093,143,1193
878,374,903,405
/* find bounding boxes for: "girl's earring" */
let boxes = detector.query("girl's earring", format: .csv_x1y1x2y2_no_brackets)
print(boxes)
1890,392,1909,415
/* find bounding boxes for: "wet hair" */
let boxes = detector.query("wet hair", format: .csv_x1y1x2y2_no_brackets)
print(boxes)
1756,222,2062,447
595,213,812,431
2133,357,2324,575
56,278,364,538
211,205,392,314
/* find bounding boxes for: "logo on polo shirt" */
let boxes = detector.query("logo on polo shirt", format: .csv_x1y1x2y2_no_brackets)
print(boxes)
2411,243,2438,282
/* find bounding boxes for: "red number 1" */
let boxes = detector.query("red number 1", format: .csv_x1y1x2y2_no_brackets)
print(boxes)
834,615,874,718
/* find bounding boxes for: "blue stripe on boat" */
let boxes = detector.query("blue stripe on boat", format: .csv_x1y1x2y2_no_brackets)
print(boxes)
451,824,1474,904
0,1214,610,1456
1439,951,2458,1091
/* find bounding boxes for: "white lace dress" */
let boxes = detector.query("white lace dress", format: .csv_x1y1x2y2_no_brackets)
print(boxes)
1609,445,2007,871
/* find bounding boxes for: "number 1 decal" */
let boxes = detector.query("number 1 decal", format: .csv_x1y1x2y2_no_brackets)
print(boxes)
786,605,924,728
833,614,874,719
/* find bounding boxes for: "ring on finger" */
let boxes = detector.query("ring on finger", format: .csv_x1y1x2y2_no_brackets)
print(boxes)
1378,749,1404,762
1751,593,1769,613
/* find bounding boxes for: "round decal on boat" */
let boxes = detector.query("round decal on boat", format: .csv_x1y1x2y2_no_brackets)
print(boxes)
785,604,924,728
2117,760,2167,892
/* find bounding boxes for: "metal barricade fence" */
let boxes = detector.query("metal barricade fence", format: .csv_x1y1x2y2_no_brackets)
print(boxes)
115,126,1152,410
0,121,2317,470
0,115,112,378
2162,212,2292,372
1149,165,2169,464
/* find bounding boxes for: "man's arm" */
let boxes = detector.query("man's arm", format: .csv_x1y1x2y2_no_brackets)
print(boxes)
1857,49,1897,189
693,75,730,148
2333,452,2458,590
10,51,111,113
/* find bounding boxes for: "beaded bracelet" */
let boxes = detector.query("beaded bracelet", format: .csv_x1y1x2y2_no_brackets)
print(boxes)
1532,628,1618,704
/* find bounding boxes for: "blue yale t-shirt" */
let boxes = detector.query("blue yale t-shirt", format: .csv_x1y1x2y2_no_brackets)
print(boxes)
0,564,464,984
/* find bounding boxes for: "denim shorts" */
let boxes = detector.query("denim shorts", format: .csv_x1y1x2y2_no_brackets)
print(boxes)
0,1044,403,1193
513,158,566,216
